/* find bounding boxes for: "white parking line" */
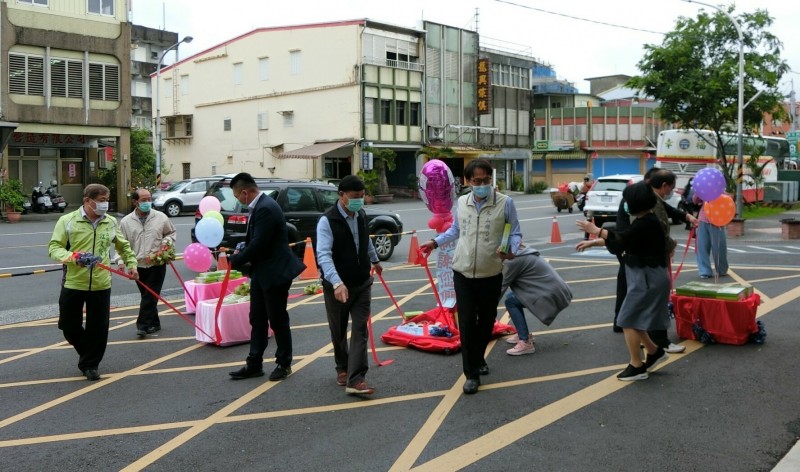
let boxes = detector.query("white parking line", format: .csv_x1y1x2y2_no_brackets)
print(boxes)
747,245,790,254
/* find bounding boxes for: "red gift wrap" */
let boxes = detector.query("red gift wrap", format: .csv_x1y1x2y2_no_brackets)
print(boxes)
672,293,760,345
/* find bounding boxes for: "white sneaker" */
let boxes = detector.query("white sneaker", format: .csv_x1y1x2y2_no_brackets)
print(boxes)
506,340,535,356
664,343,686,353
505,333,533,345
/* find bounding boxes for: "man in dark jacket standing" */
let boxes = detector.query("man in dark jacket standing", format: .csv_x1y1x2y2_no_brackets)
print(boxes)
316,175,383,395
228,173,305,381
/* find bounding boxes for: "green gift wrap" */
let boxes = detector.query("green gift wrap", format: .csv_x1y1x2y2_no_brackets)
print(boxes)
675,281,753,301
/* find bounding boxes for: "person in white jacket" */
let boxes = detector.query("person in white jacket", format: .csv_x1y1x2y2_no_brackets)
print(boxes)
116,188,176,338
501,243,573,355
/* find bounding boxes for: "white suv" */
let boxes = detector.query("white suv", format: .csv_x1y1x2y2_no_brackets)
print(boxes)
584,173,683,227
583,174,643,227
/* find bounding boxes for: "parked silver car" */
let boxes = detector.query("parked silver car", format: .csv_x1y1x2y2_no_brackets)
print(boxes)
152,177,222,217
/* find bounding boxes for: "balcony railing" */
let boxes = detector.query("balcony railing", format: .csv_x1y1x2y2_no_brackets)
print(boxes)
362,56,424,72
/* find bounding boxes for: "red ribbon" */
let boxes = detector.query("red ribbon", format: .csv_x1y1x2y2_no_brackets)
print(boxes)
670,227,696,291
96,262,216,341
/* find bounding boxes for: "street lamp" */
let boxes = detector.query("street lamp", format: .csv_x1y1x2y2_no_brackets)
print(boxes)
682,0,745,217
155,35,193,187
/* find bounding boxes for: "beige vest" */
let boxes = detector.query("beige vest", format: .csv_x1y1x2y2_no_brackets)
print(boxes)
452,191,508,278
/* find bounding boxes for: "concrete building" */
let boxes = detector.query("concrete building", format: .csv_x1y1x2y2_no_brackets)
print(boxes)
153,19,425,184
1,0,132,207
130,24,178,131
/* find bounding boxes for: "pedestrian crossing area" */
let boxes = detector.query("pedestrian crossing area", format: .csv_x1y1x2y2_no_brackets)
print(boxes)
573,244,800,257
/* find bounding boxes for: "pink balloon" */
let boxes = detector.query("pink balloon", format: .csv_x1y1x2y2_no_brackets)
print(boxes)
428,215,444,232
183,242,213,272
419,160,456,215
199,196,221,215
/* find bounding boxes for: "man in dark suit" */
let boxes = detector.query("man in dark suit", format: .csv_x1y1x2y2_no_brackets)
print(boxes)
228,173,305,381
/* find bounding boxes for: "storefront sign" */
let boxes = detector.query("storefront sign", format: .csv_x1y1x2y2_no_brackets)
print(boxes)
477,59,491,115
68,163,77,178
12,133,89,147
534,140,576,151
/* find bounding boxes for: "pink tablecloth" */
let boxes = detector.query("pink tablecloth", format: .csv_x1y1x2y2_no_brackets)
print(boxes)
195,300,273,347
184,277,247,313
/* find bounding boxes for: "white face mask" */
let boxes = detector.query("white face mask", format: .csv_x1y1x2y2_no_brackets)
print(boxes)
93,200,109,216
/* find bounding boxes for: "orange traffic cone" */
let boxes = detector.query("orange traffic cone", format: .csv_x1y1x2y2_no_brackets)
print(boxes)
217,251,229,271
299,237,319,280
588,218,597,240
407,230,420,265
550,216,562,244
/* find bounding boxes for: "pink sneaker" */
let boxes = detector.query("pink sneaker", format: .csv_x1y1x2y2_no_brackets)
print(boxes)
505,334,520,345
506,340,535,356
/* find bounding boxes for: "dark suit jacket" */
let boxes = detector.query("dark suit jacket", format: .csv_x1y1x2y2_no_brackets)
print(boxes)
230,193,305,289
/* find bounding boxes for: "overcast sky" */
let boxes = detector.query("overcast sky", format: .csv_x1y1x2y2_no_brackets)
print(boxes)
130,0,800,96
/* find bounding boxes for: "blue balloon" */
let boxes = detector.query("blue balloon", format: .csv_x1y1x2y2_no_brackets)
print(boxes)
195,217,224,248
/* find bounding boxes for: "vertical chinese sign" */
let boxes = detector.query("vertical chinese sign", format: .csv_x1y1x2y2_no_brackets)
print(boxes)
477,58,491,115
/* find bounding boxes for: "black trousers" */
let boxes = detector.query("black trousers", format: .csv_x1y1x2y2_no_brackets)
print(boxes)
616,255,670,348
323,278,372,386
58,287,111,372
247,279,293,369
453,271,503,379
135,265,167,331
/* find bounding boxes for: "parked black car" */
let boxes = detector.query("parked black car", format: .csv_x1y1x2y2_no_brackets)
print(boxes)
191,177,404,261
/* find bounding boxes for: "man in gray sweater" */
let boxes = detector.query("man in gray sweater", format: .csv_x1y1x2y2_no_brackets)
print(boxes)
501,244,572,355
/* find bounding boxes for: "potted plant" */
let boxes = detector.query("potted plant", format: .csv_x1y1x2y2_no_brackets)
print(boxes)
0,179,26,223
357,170,379,204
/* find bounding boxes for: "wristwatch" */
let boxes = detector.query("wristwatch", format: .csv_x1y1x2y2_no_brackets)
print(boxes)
431,239,439,249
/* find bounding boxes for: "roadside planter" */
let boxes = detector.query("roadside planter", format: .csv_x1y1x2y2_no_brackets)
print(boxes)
780,218,800,240
726,218,745,237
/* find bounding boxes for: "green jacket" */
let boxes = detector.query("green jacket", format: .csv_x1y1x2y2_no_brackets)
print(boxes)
48,209,138,291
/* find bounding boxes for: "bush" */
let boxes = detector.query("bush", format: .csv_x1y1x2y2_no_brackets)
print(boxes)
0,179,27,211
528,180,550,194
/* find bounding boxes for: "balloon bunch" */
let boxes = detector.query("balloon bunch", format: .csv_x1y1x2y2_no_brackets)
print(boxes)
184,196,224,272
419,159,456,233
693,168,735,226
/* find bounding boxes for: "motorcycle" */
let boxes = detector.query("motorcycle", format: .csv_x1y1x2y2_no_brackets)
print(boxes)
576,192,587,212
45,180,67,212
31,182,52,213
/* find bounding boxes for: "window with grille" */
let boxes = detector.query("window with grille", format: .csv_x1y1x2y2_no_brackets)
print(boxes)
259,58,269,81
8,53,44,96
224,118,231,131
88,62,119,101
50,58,84,98
380,100,391,124
182,163,191,179
257,112,268,130
410,102,420,126
396,101,406,125
185,117,192,136
289,50,301,75
88,0,114,16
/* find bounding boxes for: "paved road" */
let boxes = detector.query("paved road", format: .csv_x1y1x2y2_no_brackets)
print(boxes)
2,228,800,470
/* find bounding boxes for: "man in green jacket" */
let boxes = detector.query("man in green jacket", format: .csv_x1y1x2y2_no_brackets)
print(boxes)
48,184,138,381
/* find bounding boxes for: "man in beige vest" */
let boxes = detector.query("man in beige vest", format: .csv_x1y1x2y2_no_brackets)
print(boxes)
420,159,522,394
116,188,176,338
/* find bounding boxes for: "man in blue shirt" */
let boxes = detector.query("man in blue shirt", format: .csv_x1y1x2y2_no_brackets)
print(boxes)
317,175,383,396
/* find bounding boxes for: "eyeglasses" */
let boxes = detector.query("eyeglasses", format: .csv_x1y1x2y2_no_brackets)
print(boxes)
469,177,491,186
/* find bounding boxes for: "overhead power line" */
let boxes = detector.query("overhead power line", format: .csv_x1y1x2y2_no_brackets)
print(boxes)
494,0,666,35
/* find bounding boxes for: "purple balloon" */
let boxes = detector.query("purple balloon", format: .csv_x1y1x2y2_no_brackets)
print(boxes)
693,168,726,202
419,160,456,214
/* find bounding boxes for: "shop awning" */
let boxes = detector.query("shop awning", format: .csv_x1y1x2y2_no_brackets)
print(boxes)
532,151,586,160
277,140,354,159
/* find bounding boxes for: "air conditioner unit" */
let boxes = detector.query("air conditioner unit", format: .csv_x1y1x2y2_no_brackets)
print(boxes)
428,127,444,141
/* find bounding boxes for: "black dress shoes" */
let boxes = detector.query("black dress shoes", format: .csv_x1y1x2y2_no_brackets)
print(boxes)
83,369,100,381
463,378,480,394
268,365,291,381
478,363,489,376
229,366,265,380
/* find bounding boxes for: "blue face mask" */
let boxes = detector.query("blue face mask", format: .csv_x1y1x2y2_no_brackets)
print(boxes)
472,184,492,199
138,202,152,213
346,198,364,212
624,202,630,215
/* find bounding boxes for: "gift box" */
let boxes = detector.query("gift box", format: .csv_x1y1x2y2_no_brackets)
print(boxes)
674,281,754,301
672,293,760,345
183,277,247,313
195,299,273,346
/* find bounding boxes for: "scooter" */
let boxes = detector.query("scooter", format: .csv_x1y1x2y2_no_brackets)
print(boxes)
45,180,67,212
576,192,587,212
31,182,52,213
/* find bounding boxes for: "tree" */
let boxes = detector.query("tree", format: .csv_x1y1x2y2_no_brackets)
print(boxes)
628,6,789,193
363,146,396,195
98,128,158,203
